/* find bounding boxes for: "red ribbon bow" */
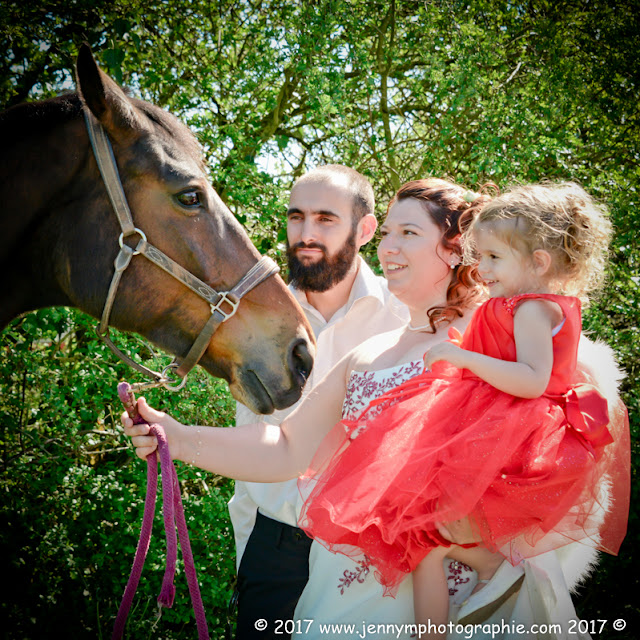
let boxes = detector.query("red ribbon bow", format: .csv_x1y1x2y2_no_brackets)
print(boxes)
564,384,613,458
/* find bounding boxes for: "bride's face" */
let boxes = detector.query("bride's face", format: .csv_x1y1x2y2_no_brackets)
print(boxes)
377,197,455,311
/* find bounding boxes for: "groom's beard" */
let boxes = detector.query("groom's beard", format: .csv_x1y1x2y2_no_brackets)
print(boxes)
287,229,358,293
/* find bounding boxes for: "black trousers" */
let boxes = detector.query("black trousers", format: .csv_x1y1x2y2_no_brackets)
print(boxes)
233,511,312,640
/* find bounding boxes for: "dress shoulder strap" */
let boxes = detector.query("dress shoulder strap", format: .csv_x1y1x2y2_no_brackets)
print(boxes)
503,293,580,320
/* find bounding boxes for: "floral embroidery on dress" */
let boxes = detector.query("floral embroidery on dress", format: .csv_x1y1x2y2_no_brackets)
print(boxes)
337,557,372,594
342,361,424,422
447,560,472,596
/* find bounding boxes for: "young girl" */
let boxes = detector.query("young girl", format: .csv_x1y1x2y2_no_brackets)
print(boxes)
298,181,629,632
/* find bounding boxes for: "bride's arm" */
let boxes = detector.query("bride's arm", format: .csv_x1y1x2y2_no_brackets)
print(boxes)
123,353,353,483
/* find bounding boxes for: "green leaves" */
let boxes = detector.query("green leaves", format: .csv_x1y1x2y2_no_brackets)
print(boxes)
102,47,125,84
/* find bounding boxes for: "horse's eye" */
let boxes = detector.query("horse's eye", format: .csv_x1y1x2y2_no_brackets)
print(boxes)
176,190,201,208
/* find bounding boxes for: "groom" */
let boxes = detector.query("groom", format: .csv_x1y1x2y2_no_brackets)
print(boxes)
229,165,408,639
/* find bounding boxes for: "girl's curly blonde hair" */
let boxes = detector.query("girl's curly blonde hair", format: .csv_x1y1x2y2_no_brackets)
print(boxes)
465,181,612,303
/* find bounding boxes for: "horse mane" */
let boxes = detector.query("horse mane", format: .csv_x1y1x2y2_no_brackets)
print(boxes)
0,92,83,141
1,91,203,168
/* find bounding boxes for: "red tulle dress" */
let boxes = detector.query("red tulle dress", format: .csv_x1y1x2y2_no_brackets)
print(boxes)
298,294,629,595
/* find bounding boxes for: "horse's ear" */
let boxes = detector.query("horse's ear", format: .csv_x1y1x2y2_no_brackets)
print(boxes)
76,43,144,137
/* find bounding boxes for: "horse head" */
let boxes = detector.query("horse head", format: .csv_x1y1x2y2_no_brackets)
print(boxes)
0,45,315,414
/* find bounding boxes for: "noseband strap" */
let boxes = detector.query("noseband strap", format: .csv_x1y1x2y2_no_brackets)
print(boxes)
84,110,279,390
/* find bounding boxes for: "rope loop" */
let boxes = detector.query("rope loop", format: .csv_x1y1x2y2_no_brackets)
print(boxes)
112,382,210,639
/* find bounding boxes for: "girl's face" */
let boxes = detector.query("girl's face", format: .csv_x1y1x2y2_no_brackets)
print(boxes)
377,198,455,311
474,226,540,298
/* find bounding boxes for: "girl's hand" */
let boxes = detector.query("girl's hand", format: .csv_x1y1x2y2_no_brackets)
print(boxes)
423,341,465,370
121,397,185,461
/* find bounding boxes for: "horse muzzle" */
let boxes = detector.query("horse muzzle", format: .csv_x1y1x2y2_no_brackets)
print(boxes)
226,337,315,415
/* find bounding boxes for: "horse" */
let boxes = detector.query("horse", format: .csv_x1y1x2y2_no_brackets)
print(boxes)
0,44,314,414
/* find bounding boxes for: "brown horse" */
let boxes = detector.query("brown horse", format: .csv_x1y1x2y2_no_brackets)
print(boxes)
0,45,314,414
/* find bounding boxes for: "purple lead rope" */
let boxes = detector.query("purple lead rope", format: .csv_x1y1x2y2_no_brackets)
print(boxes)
113,382,209,640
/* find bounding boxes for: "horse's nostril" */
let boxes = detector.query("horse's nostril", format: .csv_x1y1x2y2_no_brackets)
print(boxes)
289,339,314,386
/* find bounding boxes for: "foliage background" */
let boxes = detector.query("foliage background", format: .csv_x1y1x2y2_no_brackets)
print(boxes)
1,0,638,638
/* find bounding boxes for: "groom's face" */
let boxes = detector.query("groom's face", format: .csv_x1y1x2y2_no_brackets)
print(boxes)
286,180,358,293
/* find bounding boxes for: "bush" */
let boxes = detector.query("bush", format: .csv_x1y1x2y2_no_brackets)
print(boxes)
0,308,238,638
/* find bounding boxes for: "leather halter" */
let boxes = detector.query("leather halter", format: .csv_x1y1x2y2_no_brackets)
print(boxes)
84,110,280,391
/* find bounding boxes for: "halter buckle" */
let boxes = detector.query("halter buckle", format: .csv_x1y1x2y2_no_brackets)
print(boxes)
210,292,240,321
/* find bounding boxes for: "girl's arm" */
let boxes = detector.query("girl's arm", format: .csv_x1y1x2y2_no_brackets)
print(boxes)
424,299,559,398
123,353,353,482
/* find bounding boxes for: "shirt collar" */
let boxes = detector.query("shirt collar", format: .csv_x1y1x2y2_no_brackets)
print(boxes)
345,255,388,307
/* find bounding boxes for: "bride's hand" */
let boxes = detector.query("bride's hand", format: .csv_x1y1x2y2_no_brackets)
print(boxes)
121,397,185,461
